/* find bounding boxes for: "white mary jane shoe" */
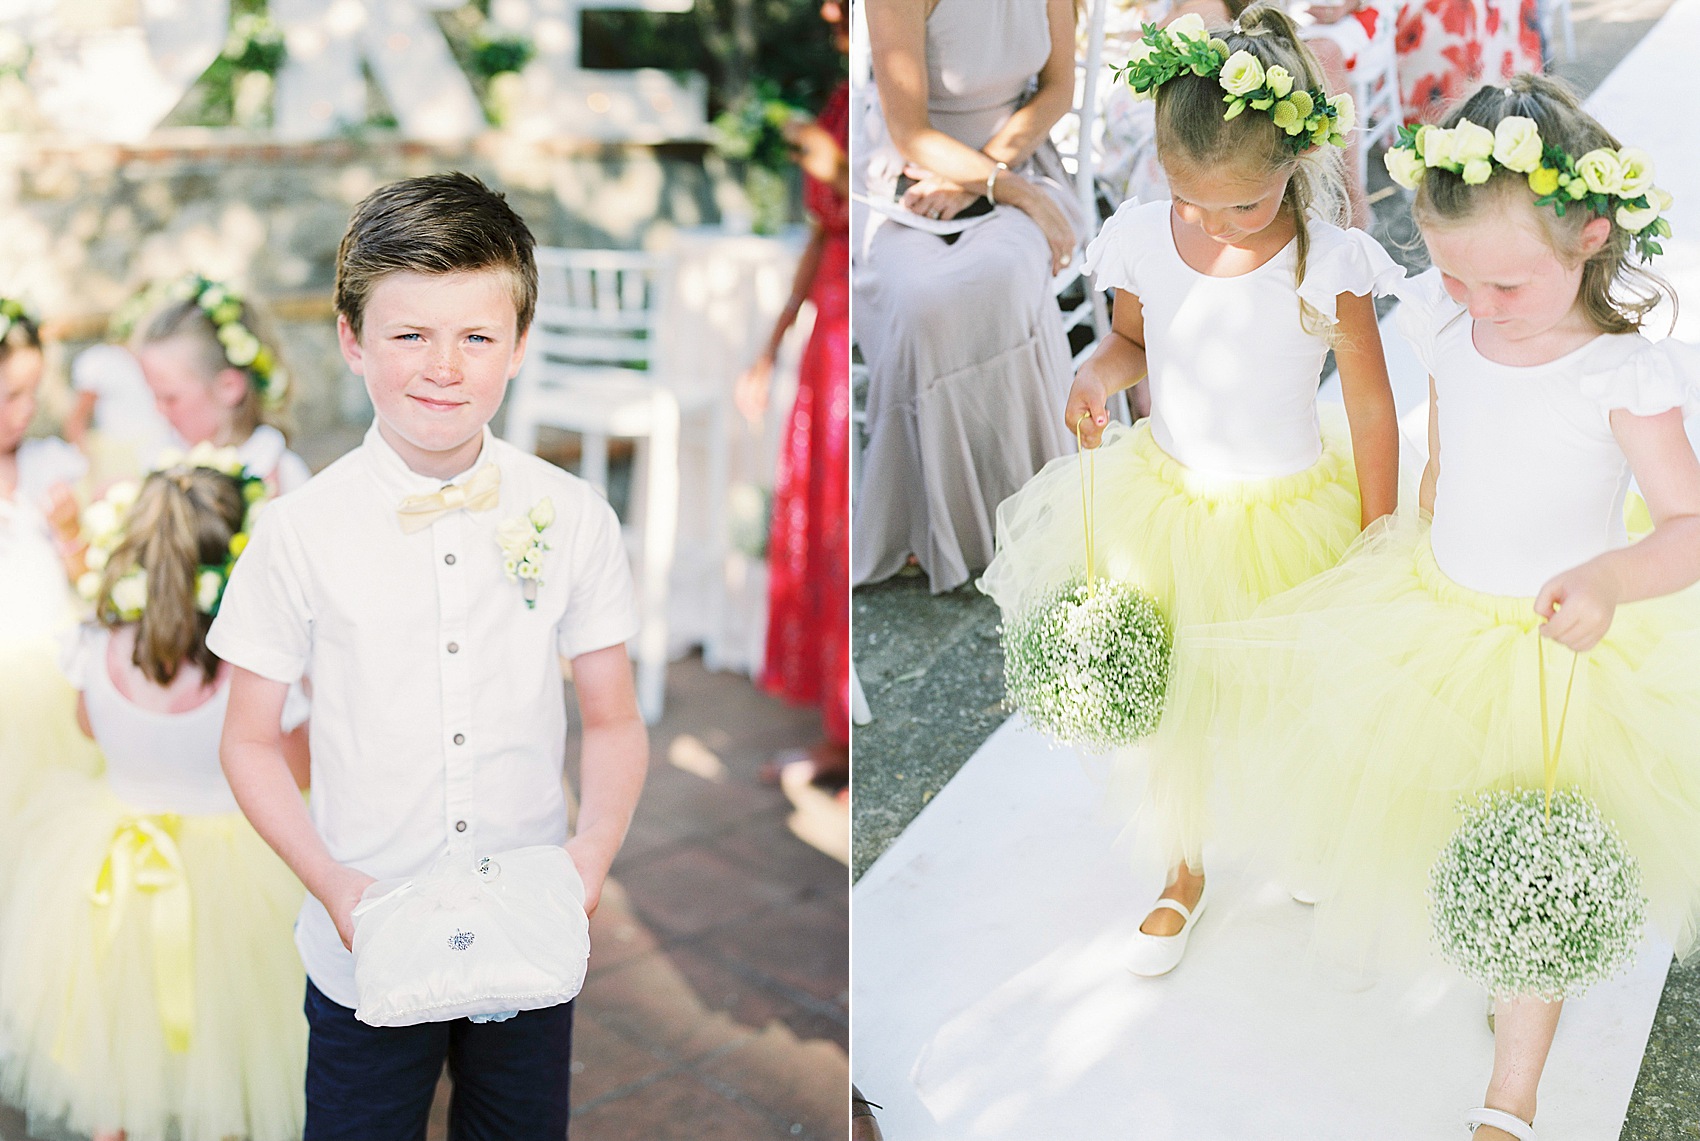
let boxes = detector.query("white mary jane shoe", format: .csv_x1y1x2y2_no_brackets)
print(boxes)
1464,1107,1537,1140
1124,886,1208,977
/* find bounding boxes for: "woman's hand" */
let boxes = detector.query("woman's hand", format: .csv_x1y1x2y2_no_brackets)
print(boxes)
1064,367,1115,449
899,165,979,220
1535,564,1620,652
995,169,1076,274
1304,1,1364,23
735,354,775,422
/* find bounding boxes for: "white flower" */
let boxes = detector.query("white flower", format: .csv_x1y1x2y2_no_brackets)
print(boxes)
105,480,140,512
1461,158,1494,186
111,571,148,617
1418,126,1459,170
1328,91,1355,136
1385,146,1428,190
496,517,532,560
201,284,229,309
226,333,260,368
1575,148,1625,195
1616,197,1663,233
1491,116,1543,173
196,570,224,613
76,571,101,601
516,562,541,580
1263,64,1294,99
0,30,28,71
1450,119,1495,165
1166,12,1208,42
1124,39,1156,66
1615,147,1655,199
1217,50,1265,97
85,544,109,571
82,500,120,542
528,497,555,531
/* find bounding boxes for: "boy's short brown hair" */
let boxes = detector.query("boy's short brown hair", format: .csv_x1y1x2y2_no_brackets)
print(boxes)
335,172,538,338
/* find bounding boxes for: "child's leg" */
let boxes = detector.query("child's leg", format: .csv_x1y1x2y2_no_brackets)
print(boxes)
1475,996,1562,1140
302,981,449,1141
1140,862,1205,937
446,1000,575,1141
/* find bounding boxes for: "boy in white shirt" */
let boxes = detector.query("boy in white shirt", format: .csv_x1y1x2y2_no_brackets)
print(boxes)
211,172,648,1139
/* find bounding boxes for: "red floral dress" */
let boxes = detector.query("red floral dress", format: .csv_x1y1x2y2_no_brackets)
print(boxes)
760,81,850,746
1396,0,1543,124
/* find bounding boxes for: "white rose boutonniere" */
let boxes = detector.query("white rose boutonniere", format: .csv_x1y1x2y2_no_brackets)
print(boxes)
497,497,554,609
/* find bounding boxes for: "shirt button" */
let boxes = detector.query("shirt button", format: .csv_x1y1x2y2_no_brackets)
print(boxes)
444,554,457,566
453,733,465,745
447,642,459,654
455,820,467,833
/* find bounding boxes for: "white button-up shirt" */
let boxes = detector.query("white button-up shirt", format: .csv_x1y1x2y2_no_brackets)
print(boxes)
208,423,638,1007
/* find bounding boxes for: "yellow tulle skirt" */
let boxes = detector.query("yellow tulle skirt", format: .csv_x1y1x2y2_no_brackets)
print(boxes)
0,637,104,820
1180,511,1700,970
979,412,1363,869
0,768,307,1141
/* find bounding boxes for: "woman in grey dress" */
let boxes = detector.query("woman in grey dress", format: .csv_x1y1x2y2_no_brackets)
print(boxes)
855,0,1086,593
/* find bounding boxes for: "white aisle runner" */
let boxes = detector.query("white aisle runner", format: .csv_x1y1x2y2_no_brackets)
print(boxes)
852,4,1700,1137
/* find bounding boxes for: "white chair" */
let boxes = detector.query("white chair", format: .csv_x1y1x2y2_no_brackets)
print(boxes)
1539,0,1574,62
1052,0,1113,370
503,248,681,725
1348,1,1404,195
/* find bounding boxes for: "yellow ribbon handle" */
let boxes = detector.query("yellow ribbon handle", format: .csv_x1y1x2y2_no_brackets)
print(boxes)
1076,412,1097,598
1535,634,1580,822
88,815,195,1053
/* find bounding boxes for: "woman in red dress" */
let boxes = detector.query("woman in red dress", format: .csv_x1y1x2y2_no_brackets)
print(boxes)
736,1,851,787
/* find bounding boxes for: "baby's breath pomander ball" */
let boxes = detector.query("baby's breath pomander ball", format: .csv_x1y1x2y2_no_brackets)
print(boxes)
1429,787,1646,1001
1000,576,1171,752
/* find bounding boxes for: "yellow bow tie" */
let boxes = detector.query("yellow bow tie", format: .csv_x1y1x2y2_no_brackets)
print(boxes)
396,463,502,534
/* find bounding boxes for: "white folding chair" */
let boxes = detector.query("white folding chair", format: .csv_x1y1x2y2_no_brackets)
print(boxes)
1539,0,1574,62
1349,1,1405,195
503,248,683,725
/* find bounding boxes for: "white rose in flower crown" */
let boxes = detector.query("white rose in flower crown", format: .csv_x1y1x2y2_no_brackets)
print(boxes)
1385,147,1428,190
226,334,260,368
1615,147,1655,198
1491,116,1543,173
1451,120,1496,164
0,30,28,71
201,285,228,309
528,497,555,531
1329,91,1355,136
106,480,140,511
1575,148,1625,195
1418,126,1458,170
111,571,148,617
1264,64,1294,99
1462,158,1494,185
83,500,120,541
196,570,224,613
1166,12,1208,42
76,571,101,601
1616,201,1660,233
1125,39,1157,65
85,544,109,572
1218,50,1265,97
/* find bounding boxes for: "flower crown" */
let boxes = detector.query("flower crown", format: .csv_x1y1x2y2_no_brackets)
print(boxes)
1113,14,1354,153
1384,116,1673,262
0,296,35,343
77,442,269,622
116,274,290,410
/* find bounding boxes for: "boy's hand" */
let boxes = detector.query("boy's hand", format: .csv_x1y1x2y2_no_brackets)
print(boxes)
322,864,379,951
1065,370,1114,449
565,833,619,918
1535,563,1619,652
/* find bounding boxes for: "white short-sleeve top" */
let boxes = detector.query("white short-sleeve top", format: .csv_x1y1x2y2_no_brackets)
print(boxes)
207,423,639,1008
1397,269,1693,597
60,625,309,816
1083,199,1402,479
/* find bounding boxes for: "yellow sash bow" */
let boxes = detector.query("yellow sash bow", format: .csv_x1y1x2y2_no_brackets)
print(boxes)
89,815,195,1053
396,463,502,534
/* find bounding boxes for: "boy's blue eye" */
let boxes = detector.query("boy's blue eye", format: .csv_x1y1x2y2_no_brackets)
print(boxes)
398,332,422,341
468,334,491,344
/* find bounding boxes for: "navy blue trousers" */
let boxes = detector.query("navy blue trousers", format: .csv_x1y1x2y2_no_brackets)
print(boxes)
302,981,574,1141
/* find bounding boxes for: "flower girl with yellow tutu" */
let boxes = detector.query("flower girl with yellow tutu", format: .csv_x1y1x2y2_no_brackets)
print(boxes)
1189,74,1697,1140
0,452,308,1141
0,296,103,818
979,4,1402,976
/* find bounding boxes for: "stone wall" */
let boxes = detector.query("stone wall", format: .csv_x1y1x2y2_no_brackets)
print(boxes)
0,128,774,468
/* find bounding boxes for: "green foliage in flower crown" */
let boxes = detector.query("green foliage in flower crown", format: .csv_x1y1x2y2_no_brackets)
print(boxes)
1000,576,1172,752
0,296,32,343
1429,787,1646,1001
